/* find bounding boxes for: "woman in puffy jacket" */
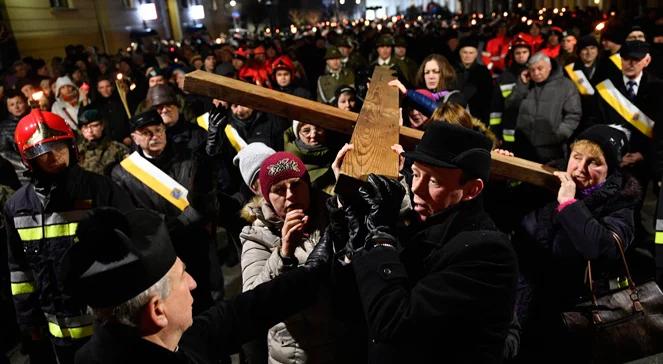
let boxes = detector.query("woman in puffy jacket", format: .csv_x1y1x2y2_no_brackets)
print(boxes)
239,151,343,364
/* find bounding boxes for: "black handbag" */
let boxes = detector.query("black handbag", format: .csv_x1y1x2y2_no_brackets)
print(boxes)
561,231,663,363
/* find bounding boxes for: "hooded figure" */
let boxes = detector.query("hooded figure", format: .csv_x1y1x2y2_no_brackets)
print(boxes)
51,76,83,130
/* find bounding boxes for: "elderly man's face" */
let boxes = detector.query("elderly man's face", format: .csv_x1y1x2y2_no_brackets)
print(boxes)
622,54,651,79
132,124,167,157
528,59,552,83
161,258,197,334
411,162,466,222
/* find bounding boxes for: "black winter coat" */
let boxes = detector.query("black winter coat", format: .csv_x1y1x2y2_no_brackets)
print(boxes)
515,172,640,361
92,95,131,144
75,267,324,364
111,145,215,313
352,199,518,364
455,62,493,124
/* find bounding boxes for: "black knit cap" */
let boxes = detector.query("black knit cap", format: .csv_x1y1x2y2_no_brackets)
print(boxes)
61,208,177,308
130,109,163,131
457,36,480,51
577,34,599,53
574,125,628,174
405,122,493,181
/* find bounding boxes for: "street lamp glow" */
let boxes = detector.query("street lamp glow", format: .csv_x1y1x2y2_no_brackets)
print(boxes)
521,16,527,22
139,3,158,21
229,0,236,7
190,5,205,20
517,2,522,8
339,0,345,4
471,19,477,25
503,12,508,17
355,0,360,4
595,21,606,31
553,8,559,14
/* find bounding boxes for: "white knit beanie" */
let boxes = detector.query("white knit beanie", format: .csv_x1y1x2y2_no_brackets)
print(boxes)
233,142,276,188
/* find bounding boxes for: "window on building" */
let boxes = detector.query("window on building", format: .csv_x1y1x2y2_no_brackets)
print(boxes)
50,0,71,8
122,0,136,9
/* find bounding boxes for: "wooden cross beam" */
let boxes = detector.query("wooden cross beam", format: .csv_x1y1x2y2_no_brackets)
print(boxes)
183,70,559,190
336,66,401,194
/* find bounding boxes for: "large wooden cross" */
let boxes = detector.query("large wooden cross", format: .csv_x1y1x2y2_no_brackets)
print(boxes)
184,69,558,190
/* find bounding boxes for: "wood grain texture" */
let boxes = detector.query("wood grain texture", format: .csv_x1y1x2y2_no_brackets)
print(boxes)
339,66,400,184
183,70,558,189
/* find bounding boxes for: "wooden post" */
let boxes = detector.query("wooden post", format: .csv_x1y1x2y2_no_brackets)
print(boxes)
183,70,559,189
336,66,401,194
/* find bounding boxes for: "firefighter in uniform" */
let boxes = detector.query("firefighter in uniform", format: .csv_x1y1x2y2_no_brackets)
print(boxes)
489,36,532,149
4,109,133,364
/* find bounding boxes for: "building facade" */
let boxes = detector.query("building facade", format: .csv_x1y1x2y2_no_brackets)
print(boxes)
0,0,230,63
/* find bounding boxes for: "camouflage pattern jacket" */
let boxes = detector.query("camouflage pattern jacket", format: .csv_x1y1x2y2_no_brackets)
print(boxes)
77,138,130,176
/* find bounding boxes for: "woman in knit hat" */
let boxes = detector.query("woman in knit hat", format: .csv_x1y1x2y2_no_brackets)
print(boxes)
283,120,336,194
238,151,345,364
511,124,645,362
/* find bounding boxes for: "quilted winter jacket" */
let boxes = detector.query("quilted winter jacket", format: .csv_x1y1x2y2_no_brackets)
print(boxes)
239,193,340,364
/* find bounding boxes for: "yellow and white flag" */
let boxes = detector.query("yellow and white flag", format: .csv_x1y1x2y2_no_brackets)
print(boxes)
596,79,654,138
120,152,190,210
564,64,595,95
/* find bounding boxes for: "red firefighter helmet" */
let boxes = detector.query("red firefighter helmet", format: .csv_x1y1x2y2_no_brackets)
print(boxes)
14,109,76,168
510,34,533,54
271,55,295,75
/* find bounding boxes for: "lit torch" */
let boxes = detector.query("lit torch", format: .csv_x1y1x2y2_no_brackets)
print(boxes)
115,73,132,118
30,91,44,109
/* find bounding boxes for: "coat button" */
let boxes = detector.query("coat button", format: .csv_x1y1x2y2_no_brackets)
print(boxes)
382,267,392,275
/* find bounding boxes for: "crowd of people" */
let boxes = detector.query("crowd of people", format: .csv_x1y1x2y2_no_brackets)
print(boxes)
1,5,663,364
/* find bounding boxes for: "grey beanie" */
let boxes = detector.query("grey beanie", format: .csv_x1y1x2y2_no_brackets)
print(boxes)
233,142,276,188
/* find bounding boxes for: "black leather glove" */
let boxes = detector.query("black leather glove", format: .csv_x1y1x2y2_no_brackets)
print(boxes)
343,200,368,253
325,196,349,253
303,226,333,274
205,105,229,157
358,174,405,247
